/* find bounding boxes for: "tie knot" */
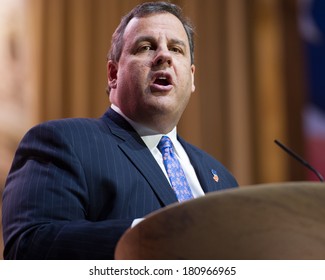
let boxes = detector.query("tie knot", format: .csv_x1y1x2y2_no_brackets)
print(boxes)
157,136,173,153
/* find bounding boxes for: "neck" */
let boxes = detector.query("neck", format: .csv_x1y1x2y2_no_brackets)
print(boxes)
111,104,177,135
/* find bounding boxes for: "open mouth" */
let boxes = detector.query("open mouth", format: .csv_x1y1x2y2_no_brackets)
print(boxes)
154,76,171,86
150,72,173,92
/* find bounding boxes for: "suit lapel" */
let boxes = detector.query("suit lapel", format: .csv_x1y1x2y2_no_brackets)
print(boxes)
102,109,178,206
178,137,218,193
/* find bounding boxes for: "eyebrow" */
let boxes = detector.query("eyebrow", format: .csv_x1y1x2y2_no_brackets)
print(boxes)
133,36,187,49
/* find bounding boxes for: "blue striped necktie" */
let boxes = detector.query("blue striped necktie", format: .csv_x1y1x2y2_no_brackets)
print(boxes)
157,136,194,202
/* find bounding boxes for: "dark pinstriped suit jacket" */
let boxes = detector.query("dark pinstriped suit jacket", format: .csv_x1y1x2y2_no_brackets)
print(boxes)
2,108,238,259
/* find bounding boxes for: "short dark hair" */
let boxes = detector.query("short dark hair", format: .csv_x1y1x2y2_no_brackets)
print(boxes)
107,1,195,64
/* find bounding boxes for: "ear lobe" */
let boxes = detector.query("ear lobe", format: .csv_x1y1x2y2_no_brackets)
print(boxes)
107,60,118,89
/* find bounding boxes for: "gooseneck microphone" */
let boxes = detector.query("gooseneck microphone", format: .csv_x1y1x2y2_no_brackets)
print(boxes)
274,139,324,182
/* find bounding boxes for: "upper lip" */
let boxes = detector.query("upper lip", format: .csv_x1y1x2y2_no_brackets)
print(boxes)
151,72,173,86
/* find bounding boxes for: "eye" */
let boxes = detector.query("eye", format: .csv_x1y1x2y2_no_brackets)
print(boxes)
169,46,183,54
138,44,153,52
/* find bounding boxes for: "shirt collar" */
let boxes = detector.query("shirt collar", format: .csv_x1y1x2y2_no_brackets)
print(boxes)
111,104,178,151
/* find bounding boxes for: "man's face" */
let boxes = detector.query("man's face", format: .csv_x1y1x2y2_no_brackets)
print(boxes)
108,12,195,133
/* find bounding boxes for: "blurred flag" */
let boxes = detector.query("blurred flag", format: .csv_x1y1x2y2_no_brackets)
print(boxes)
299,0,325,180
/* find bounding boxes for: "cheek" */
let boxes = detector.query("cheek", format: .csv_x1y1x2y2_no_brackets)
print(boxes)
119,60,149,82
181,68,195,92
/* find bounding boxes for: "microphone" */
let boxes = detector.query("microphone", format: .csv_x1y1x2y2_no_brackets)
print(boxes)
274,139,324,182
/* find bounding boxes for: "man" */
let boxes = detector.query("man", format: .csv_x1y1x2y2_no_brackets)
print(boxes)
2,1,238,260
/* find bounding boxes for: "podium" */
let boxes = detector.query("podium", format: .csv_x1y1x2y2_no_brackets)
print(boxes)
115,182,325,259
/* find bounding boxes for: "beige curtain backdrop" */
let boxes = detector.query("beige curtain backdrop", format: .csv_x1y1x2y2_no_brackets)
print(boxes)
0,0,306,257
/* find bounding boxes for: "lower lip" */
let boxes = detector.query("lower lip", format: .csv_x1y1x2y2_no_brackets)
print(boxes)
150,84,173,92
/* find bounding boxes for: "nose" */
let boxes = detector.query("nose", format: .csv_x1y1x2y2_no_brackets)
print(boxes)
152,47,173,67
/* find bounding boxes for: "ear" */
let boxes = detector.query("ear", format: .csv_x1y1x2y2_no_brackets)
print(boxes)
107,60,118,89
191,64,195,92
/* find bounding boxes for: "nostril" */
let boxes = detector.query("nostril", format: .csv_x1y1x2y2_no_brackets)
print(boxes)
153,52,172,67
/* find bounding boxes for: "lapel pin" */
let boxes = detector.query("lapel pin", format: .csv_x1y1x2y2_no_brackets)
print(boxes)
211,169,219,182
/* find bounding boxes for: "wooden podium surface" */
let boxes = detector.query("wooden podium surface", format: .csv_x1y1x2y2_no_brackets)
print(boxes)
115,182,325,259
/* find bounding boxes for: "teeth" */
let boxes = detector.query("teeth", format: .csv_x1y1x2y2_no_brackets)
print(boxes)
154,75,170,86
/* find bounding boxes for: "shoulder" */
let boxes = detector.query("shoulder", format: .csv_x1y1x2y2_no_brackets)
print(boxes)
14,116,116,165
33,117,104,132
24,107,127,140
15,117,113,157
25,117,107,140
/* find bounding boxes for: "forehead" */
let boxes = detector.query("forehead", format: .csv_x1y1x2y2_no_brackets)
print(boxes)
123,13,189,46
